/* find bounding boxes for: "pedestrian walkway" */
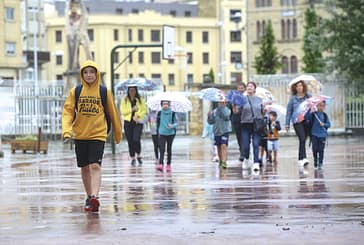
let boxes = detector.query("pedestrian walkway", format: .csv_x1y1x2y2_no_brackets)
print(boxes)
0,136,363,244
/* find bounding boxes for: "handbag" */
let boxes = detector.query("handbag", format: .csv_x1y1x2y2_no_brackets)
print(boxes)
247,97,266,134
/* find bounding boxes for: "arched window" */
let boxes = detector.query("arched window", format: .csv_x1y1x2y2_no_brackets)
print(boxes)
287,19,291,40
267,0,272,6
281,20,286,40
256,21,261,41
290,56,298,73
293,19,297,39
262,20,266,35
255,0,260,7
282,56,289,74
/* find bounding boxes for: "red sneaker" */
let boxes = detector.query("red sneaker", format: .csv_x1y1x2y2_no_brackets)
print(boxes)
90,197,100,212
157,164,163,172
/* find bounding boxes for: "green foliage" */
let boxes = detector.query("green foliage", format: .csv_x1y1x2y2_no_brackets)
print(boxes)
15,135,37,141
254,21,281,74
302,7,325,73
322,0,364,84
208,68,215,84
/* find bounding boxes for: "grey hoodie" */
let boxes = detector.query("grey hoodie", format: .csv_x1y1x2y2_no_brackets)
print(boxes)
240,95,263,123
207,106,232,136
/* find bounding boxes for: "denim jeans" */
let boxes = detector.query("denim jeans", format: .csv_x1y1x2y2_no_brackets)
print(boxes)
240,123,261,163
311,136,326,166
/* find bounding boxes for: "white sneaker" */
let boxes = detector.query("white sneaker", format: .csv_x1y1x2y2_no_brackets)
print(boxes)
302,158,309,166
242,159,249,170
298,159,305,167
252,163,260,171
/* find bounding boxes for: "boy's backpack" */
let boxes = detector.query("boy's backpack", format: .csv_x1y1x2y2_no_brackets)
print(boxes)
74,84,111,134
308,112,328,145
156,110,176,135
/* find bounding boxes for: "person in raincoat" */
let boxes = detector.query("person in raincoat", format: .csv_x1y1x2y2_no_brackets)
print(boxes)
62,60,122,212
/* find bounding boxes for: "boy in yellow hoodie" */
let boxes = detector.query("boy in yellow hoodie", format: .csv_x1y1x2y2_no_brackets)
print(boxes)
62,60,122,212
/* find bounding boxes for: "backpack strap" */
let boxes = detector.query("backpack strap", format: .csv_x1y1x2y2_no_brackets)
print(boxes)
75,84,83,111
172,111,175,124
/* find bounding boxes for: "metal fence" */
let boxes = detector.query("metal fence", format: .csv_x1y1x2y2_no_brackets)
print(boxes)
1,77,363,137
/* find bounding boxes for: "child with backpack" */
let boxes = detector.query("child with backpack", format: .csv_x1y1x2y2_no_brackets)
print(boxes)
207,100,232,169
266,111,281,164
156,100,178,172
305,101,331,169
62,60,122,212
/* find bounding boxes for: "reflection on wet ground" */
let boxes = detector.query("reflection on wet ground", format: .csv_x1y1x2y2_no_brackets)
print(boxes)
0,136,364,243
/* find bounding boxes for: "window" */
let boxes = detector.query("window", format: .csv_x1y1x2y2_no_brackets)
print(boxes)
151,30,160,42
151,74,161,80
186,31,192,43
290,56,298,73
287,19,291,40
55,30,62,43
128,51,133,64
129,73,133,78
114,52,119,63
56,74,63,81
231,72,242,83
292,19,297,39
184,11,191,17
128,29,132,42
256,0,272,7
170,10,176,17
5,7,15,21
5,42,16,55
138,51,144,64
230,9,242,22
138,29,144,41
88,29,94,41
187,74,193,84
187,52,193,64
168,74,175,86
168,58,174,64
230,31,241,42
202,52,209,64
115,74,120,81
151,52,161,64
138,73,145,78
230,51,242,63
116,8,123,15
282,56,289,74
256,21,261,41
56,55,63,65
113,29,119,41
202,31,209,43
132,9,139,14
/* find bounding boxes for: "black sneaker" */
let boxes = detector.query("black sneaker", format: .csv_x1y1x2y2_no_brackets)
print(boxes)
137,157,143,165
131,159,136,166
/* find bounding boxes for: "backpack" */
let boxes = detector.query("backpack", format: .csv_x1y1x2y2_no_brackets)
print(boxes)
308,112,328,146
156,110,176,135
74,84,111,134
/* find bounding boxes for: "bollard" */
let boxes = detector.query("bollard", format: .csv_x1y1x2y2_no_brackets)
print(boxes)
0,134,4,158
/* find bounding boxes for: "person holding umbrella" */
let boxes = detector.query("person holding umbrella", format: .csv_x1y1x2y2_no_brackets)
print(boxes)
120,85,147,166
285,80,312,166
156,100,178,172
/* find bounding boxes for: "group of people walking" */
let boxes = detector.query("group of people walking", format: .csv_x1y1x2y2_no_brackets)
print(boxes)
61,60,331,213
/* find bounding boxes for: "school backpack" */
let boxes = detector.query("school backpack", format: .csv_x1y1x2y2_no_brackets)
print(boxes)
156,110,176,135
308,111,328,145
74,84,111,134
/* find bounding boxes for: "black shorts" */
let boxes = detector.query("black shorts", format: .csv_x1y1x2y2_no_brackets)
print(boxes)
74,140,105,168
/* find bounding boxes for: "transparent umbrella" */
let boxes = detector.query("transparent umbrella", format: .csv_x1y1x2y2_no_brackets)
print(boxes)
147,92,192,113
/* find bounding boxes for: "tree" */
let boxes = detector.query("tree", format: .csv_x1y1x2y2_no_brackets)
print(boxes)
323,0,364,84
302,6,325,73
254,21,281,74
203,68,215,83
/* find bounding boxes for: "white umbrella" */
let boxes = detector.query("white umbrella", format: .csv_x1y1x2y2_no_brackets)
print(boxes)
193,87,226,102
289,74,323,95
255,87,274,102
147,92,192,113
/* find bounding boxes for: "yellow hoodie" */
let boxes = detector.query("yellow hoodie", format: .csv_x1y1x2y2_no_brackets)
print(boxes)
62,60,122,143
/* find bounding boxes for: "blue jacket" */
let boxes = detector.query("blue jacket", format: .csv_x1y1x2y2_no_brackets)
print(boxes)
207,106,232,136
285,93,312,127
305,111,331,138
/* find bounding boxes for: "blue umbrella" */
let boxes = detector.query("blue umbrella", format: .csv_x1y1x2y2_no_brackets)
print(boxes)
114,78,161,91
226,90,247,107
193,88,226,102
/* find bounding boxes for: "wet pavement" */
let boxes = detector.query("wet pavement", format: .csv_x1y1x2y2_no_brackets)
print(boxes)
1,135,364,244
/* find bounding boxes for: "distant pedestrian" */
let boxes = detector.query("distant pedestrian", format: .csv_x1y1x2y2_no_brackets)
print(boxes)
201,120,219,162
259,113,269,163
62,60,122,212
285,80,312,167
146,109,159,164
156,100,178,172
207,100,232,169
120,86,147,166
230,82,246,158
267,111,281,164
305,101,331,169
